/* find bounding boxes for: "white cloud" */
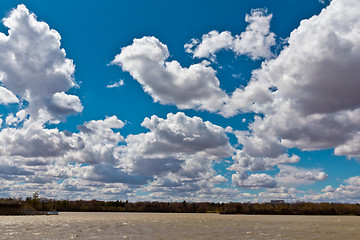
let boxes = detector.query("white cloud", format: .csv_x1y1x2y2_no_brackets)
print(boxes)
185,9,276,60
229,128,300,172
185,30,233,60
0,120,81,158
258,0,360,116
234,128,285,158
334,131,360,158
120,112,234,174
223,0,360,158
0,113,149,188
112,36,228,113
257,187,299,202
0,109,236,199
5,109,27,126
71,116,125,164
211,175,228,184
229,149,299,172
232,170,277,189
143,184,243,202
275,165,328,186
0,86,18,104
117,112,234,195
106,79,125,88
304,176,360,203
232,9,276,60
0,4,80,121
5,113,18,126
321,185,335,193
51,91,83,115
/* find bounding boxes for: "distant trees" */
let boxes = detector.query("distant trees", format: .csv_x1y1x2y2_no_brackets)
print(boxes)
222,202,360,215
4,194,360,215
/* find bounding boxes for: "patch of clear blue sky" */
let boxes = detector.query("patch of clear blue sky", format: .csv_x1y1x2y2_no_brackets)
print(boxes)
0,0,340,192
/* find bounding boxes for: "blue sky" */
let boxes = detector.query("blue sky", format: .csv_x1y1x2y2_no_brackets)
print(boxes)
0,0,360,203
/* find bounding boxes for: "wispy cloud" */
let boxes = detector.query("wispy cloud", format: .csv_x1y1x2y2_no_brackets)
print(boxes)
106,79,125,88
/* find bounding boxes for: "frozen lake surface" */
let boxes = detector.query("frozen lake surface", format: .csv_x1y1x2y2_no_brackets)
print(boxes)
0,212,359,239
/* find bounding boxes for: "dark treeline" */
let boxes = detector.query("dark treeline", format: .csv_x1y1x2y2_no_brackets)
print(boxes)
2,194,357,215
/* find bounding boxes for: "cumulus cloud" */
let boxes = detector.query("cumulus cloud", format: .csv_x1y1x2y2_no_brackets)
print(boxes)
232,9,276,60
0,112,234,193
228,128,300,172
0,4,81,121
334,131,360,158
112,36,228,113
0,114,149,188
229,149,299,172
5,109,27,126
50,92,83,115
185,31,233,60
185,9,276,60
256,0,360,116
304,176,360,203
211,175,228,184
43,178,135,200
118,112,234,194
224,0,360,159
143,184,243,202
120,112,233,174
234,128,285,158
71,116,125,164
139,112,231,156
0,109,236,198
275,165,328,186
0,120,81,158
232,170,277,189
257,187,299,202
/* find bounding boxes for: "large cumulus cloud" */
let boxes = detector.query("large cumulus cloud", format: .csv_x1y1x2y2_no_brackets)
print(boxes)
112,36,229,113
225,0,360,160
119,112,234,182
0,4,82,121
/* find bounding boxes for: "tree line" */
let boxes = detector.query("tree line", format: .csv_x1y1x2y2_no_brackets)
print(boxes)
2,195,360,215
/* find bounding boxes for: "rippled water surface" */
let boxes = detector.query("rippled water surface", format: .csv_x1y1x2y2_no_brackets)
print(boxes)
0,212,359,239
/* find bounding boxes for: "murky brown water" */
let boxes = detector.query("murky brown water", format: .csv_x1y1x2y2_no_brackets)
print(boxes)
0,212,359,239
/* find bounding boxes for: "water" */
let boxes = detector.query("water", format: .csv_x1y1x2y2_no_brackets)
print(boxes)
0,212,359,239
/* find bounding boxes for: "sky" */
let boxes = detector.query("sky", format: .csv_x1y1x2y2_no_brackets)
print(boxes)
0,0,359,203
